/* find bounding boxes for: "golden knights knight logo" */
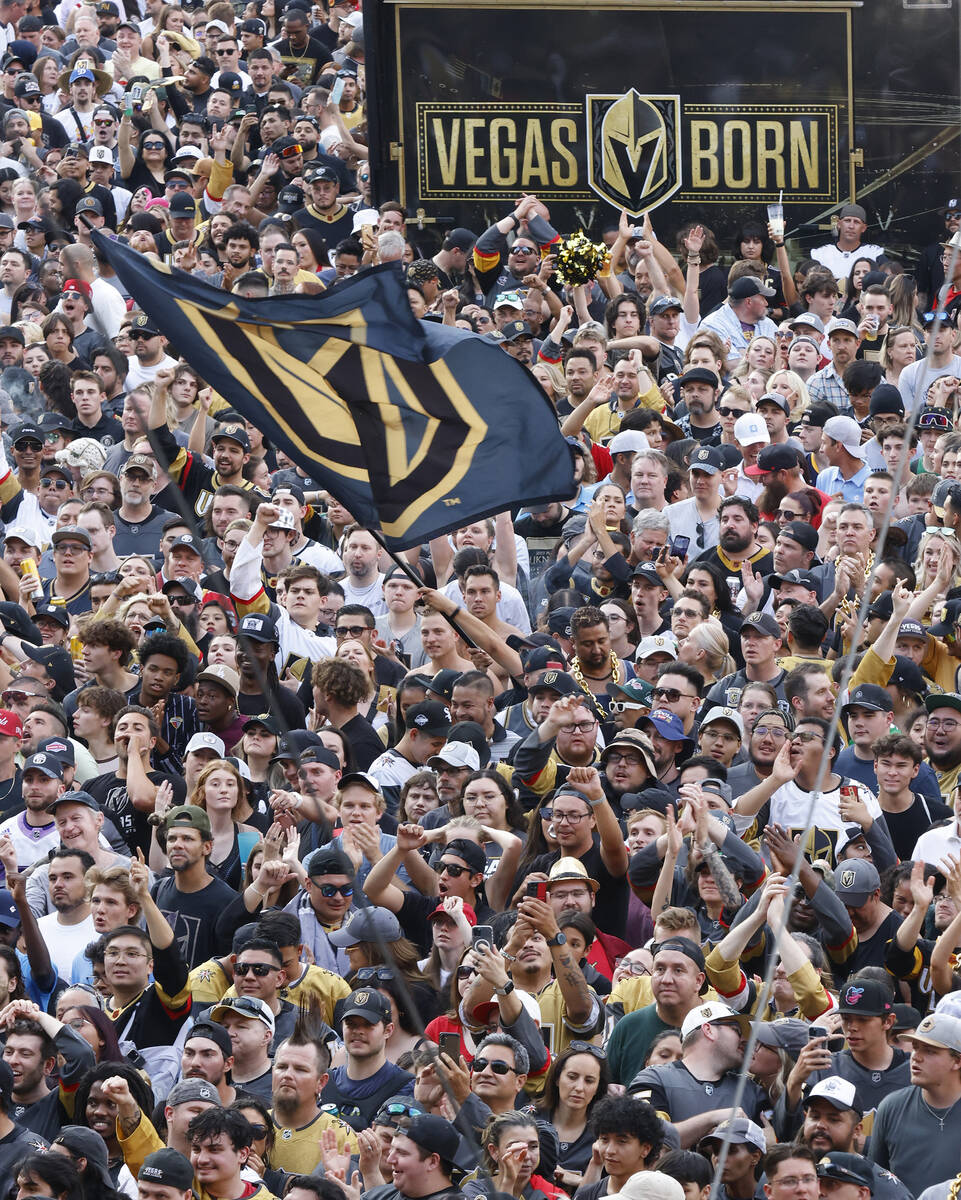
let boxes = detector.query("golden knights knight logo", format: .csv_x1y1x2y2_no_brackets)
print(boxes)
586,90,681,216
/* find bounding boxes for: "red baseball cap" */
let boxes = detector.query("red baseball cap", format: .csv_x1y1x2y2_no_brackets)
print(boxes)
62,278,92,298
0,711,23,739
428,902,476,926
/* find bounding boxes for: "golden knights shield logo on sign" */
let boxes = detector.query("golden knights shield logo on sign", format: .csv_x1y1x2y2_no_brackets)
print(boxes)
586,90,682,216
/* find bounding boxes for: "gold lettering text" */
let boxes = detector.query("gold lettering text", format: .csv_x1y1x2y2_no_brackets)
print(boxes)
551,119,578,186
690,121,718,188
432,119,459,186
723,120,752,189
464,119,485,186
490,118,517,187
756,121,785,189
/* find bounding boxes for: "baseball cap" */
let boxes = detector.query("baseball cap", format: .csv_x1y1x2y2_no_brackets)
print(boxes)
740,612,782,639
443,227,476,253
9,420,42,446
428,900,476,926
527,669,583,698
834,859,881,906
699,707,745,740
185,1020,233,1059
823,414,866,458
839,203,868,221
600,729,657,777
700,1117,766,1153
0,711,22,740
22,752,63,780
427,742,480,771
649,295,683,315
733,413,770,448
816,1155,873,1189
48,789,98,814
164,804,212,837
425,668,460,703
748,445,802,476
689,446,724,475
839,978,893,1016
826,317,860,339
679,367,720,388
788,313,825,334
184,731,226,757
196,663,239,699
169,192,197,217
33,602,69,629
501,319,533,343
653,936,705,971
167,1079,222,1107
729,277,775,300
779,520,819,552
139,1150,194,1190
130,314,161,337
338,772,384,795
405,700,452,738
209,995,275,1033
305,847,354,880
443,837,487,874
639,708,691,744
0,889,17,928
902,1011,961,1053
841,684,893,717
75,196,103,217
679,1000,749,1040
340,988,392,1024
328,906,402,947
752,1018,810,1059
239,613,278,643
608,430,651,455
771,568,817,590
211,423,250,450
120,453,157,479
610,678,654,709
898,619,928,642
891,656,925,695
403,1114,460,1165
636,633,679,660
631,562,664,588
929,599,961,637
803,1076,862,1113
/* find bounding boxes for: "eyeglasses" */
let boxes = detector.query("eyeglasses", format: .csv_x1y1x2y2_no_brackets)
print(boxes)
104,947,149,962
43,479,72,492
55,545,88,556
437,862,471,877
65,1016,93,1029
129,329,159,340
718,406,748,418
606,751,645,767
695,521,705,549
1,691,35,704
771,1178,819,1190
568,1040,607,1059
556,721,597,734
926,718,960,731
234,961,281,977
356,966,394,982
652,687,694,703
754,725,788,739
541,809,591,824
616,958,651,976
336,624,370,638
791,731,824,744
3,66,20,75
313,882,353,897
472,1057,517,1075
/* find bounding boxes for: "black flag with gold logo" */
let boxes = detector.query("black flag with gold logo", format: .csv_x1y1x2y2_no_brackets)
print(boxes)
92,233,575,550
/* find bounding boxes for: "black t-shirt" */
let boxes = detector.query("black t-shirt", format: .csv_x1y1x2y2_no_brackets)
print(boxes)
0,770,23,822
340,713,385,772
152,871,237,967
87,768,187,857
528,835,629,938
882,794,953,863
237,687,306,729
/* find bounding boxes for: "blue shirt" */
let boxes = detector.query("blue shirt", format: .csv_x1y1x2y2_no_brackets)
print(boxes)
816,462,871,502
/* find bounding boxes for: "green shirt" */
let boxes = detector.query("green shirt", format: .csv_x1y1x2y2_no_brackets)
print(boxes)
607,1003,676,1086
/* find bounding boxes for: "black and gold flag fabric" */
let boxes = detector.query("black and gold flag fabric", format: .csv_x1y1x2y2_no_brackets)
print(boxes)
92,233,575,550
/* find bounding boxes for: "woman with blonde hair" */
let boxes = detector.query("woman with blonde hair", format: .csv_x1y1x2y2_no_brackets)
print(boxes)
913,527,961,594
882,325,921,387
767,368,812,418
677,617,736,686
531,361,567,409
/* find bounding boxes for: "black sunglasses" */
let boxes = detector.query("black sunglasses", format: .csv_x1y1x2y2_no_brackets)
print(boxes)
233,961,279,977
568,1040,607,1060
472,1058,516,1075
356,966,394,983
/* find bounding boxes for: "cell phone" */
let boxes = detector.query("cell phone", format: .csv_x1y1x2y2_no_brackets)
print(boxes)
526,880,547,902
840,784,857,804
472,925,494,952
808,1025,828,1041
671,535,690,559
329,76,345,105
630,226,645,239
439,1032,461,1059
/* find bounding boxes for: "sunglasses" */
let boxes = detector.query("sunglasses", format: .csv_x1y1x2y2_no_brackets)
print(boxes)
718,406,748,418
233,961,280,977
166,179,191,191
14,440,42,452
313,882,353,897
279,143,303,159
610,700,646,714
652,687,693,703
778,509,804,521
169,595,198,606
246,1124,268,1139
472,1058,517,1075
456,965,476,980
130,330,159,340
568,1040,607,1059
142,142,167,150
378,1102,424,1119
920,412,951,429
356,966,394,983
438,861,471,877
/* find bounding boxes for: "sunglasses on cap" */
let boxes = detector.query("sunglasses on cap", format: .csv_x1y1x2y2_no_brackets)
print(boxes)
278,142,303,159
377,1101,424,1121
568,1040,607,1059
355,966,394,983
920,411,952,429
923,310,955,326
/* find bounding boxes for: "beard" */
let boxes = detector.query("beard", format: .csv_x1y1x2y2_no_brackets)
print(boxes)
759,479,789,514
928,745,961,771
720,529,753,554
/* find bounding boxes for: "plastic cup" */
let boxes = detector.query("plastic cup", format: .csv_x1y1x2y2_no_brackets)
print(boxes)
767,203,785,239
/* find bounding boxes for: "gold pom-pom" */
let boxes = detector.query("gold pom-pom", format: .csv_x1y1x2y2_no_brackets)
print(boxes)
554,231,608,287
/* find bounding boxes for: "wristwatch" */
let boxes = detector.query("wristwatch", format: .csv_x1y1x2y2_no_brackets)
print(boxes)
493,980,515,997
546,931,567,948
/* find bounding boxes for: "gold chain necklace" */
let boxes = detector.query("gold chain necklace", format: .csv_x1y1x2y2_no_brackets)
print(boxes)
571,652,621,689
948,1173,961,1200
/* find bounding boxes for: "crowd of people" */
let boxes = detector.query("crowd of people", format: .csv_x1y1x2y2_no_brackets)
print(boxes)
0,4,958,1200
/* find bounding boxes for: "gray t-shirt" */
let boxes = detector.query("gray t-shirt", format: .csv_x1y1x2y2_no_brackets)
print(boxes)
870,1084,961,1196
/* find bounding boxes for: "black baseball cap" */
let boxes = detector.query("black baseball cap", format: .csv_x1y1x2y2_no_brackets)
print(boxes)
779,521,819,552
406,701,452,738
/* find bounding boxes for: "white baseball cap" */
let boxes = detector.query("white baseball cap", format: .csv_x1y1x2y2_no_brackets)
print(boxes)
608,430,650,455
680,1000,750,1040
700,706,745,740
733,413,770,447
823,415,866,459
87,145,114,166
637,633,679,660
185,732,226,756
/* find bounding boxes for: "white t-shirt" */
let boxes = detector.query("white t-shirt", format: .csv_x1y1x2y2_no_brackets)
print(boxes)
37,910,96,978
125,352,178,389
810,241,885,279
765,776,882,865
441,578,532,634
342,574,387,617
